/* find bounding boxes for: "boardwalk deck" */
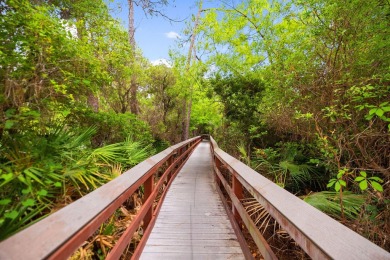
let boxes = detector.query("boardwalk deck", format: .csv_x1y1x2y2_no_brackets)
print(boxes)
140,141,245,260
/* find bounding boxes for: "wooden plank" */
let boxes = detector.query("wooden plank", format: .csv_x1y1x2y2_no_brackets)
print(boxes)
147,232,237,240
140,252,245,260
140,141,245,259
142,245,243,254
140,252,190,260
149,227,234,234
154,217,230,223
153,222,236,230
145,238,241,247
155,211,227,216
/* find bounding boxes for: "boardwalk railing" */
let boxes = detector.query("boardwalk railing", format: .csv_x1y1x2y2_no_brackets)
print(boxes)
209,136,389,259
0,137,202,260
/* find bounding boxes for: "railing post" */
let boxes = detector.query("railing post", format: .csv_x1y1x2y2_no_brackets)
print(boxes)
232,172,243,228
214,157,222,188
143,175,154,230
167,155,174,180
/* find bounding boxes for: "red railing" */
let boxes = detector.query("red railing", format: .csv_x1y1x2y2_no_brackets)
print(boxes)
0,136,202,260
209,136,389,259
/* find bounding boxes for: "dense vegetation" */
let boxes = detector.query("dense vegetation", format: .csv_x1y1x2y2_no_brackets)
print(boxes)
195,0,389,250
0,0,389,254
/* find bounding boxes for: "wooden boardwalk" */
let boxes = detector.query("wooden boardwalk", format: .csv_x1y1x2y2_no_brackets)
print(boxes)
140,141,245,260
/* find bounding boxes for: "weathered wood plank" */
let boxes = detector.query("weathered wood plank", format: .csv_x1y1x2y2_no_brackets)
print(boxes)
140,141,245,259
153,222,235,230
140,252,245,260
142,245,243,254
145,238,241,247
154,218,231,224
147,230,237,240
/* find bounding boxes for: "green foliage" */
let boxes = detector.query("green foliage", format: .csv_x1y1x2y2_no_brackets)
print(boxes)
327,169,348,192
354,171,384,192
210,73,264,132
73,110,154,145
0,0,162,241
195,0,390,176
252,142,327,193
0,125,153,239
303,191,365,220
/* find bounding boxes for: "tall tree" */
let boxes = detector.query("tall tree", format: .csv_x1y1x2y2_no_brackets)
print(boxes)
182,0,202,141
127,0,169,115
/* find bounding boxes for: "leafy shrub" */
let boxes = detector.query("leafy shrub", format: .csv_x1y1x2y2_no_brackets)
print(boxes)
70,109,154,146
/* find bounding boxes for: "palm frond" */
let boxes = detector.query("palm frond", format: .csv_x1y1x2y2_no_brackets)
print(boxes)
88,143,125,164
65,126,97,150
303,191,365,220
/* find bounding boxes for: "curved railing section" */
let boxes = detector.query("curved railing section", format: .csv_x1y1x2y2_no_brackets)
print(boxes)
0,137,202,260
209,136,389,259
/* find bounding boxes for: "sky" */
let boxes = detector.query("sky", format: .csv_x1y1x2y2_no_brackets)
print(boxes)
107,1,220,65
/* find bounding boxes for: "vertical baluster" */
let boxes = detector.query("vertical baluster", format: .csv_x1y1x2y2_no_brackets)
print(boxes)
232,172,243,228
143,175,154,230
167,155,174,180
215,157,222,188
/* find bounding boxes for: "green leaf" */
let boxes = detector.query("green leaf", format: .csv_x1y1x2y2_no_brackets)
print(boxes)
369,108,377,115
335,182,341,191
4,120,14,129
17,175,27,184
368,176,383,182
354,176,365,182
309,159,320,164
359,180,368,191
22,188,31,194
0,199,11,206
375,109,384,117
5,108,16,118
37,189,48,196
82,79,91,85
337,169,346,178
339,180,346,187
371,181,383,192
360,171,367,177
24,168,44,185
4,210,18,220
54,182,62,187
327,179,336,187
1,173,13,182
22,199,35,207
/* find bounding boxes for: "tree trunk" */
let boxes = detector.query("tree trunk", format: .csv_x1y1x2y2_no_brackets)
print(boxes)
128,0,139,114
182,1,202,140
128,0,135,48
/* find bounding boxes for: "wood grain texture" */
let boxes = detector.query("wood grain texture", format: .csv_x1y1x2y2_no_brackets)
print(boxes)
140,141,245,260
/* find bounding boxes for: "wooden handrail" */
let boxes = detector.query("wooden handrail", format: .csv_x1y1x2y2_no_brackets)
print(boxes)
209,136,389,259
0,136,202,260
